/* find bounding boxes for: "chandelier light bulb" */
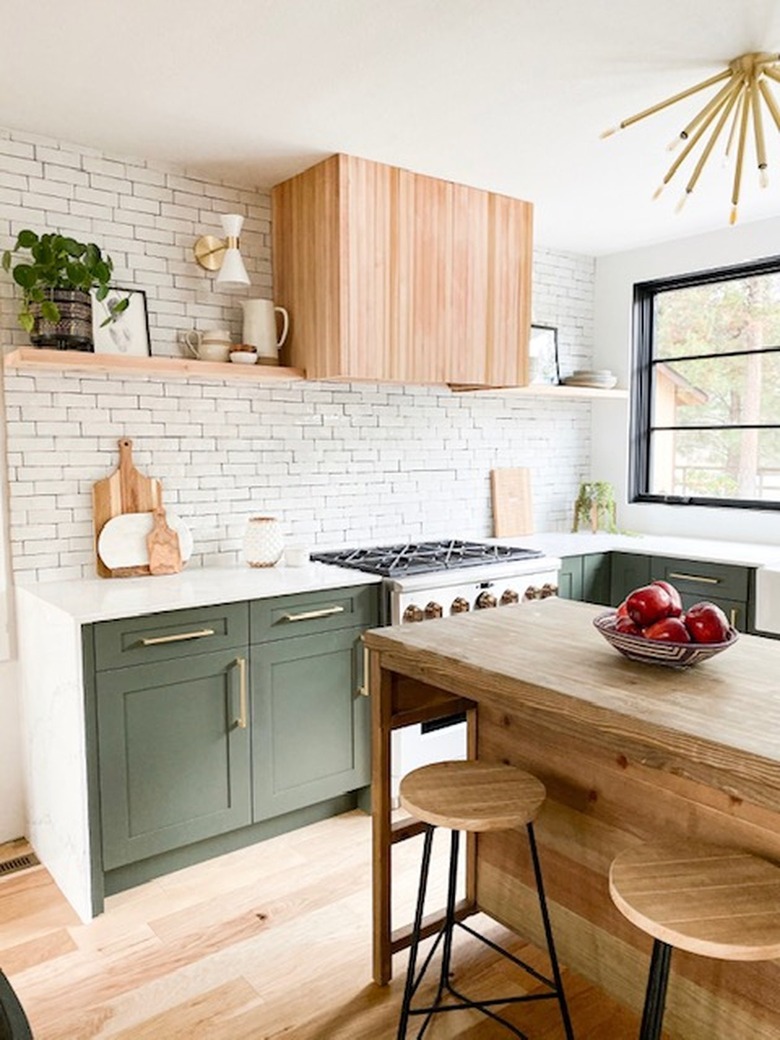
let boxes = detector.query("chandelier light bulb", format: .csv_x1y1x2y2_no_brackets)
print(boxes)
730,205,739,225
760,166,769,188
652,184,665,200
674,192,690,214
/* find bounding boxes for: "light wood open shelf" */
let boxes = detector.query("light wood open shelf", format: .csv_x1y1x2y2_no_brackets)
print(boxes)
2,347,305,382
450,381,628,398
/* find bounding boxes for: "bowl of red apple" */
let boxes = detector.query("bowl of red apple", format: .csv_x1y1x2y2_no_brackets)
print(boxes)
593,579,738,668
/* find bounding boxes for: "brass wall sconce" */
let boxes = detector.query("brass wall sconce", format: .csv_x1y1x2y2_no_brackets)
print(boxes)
193,213,250,286
602,51,780,224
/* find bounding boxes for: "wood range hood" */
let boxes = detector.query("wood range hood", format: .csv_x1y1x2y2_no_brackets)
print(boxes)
272,153,533,388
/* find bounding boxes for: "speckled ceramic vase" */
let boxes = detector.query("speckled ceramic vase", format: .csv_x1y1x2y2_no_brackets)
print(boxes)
243,516,284,567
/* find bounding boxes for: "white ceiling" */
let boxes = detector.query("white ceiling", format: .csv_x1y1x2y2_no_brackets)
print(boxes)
3,0,780,254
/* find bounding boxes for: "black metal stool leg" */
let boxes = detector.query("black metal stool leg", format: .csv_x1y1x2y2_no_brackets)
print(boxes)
526,823,576,1040
639,940,672,1040
438,829,460,995
397,825,435,1040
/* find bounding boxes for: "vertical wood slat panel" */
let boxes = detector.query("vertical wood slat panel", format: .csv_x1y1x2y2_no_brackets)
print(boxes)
273,154,533,385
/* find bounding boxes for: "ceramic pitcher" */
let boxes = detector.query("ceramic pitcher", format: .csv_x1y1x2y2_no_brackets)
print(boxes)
241,300,289,362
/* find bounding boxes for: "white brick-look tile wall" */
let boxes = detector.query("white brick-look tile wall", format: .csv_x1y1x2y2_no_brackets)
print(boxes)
0,127,595,583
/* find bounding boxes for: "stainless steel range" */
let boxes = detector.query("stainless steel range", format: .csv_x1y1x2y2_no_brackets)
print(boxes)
311,539,561,799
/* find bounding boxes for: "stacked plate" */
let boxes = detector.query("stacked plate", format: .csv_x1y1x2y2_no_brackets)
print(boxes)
561,369,618,389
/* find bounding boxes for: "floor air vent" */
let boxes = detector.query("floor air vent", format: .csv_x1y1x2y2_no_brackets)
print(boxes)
0,852,39,877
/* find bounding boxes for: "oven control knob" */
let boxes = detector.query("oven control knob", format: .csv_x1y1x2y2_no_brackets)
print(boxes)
475,591,497,609
500,589,520,605
403,604,425,623
523,585,541,601
451,597,471,614
424,602,444,619
540,583,559,599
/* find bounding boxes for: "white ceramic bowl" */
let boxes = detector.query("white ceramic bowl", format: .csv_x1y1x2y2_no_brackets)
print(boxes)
229,351,258,365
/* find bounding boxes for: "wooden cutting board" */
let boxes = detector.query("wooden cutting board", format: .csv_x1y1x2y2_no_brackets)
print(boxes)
491,467,534,537
92,438,162,577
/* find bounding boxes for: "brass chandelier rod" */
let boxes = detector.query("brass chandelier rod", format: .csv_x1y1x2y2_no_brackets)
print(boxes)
602,52,780,223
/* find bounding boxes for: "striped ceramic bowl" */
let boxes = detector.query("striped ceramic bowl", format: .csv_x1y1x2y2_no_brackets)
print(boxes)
593,611,738,668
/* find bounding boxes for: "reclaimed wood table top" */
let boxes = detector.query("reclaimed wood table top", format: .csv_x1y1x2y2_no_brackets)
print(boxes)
364,598,780,812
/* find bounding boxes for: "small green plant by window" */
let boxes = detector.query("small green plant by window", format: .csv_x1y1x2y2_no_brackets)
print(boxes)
1,229,128,333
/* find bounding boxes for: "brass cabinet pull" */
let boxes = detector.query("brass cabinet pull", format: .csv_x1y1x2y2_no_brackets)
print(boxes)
235,656,248,729
729,608,739,628
280,606,345,623
667,572,720,585
140,628,216,646
358,645,370,697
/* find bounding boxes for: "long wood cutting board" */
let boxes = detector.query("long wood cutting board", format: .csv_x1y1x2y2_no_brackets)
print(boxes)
491,467,534,537
92,438,162,577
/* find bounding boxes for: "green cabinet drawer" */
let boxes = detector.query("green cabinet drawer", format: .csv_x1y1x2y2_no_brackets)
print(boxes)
650,557,749,602
96,648,251,869
250,584,379,643
93,602,249,671
251,625,370,822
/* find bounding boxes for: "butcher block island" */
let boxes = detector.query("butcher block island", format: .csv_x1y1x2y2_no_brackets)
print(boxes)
365,598,780,1040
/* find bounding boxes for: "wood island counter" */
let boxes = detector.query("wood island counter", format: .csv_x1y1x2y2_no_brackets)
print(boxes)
365,598,780,1039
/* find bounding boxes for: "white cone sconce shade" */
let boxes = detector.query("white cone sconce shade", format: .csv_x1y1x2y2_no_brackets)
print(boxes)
601,51,780,224
193,213,251,286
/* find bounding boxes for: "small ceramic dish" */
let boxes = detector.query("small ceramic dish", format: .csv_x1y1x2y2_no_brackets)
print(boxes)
229,351,258,365
593,611,738,668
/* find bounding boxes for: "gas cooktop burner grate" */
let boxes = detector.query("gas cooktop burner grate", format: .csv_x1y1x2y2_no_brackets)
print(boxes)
311,539,543,577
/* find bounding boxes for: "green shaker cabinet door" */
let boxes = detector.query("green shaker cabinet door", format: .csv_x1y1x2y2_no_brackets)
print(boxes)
251,626,369,822
609,552,652,607
97,649,251,870
557,557,583,601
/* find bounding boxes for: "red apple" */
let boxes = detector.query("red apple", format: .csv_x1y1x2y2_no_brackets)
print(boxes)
651,579,683,617
616,600,629,619
615,615,643,636
685,602,730,644
626,584,673,627
644,616,690,643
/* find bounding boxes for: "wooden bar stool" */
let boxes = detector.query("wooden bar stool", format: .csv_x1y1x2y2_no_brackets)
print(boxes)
609,841,780,1040
397,760,575,1039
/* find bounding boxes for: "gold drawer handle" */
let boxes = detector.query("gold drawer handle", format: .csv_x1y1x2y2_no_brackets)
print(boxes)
667,572,720,585
140,628,216,646
235,656,248,729
280,606,345,623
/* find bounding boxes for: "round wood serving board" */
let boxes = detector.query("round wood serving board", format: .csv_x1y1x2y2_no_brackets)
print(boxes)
97,512,193,570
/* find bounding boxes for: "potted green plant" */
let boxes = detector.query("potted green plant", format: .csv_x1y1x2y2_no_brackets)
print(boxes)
2,229,128,351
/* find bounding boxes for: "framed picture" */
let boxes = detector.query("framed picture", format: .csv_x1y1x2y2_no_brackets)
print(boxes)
528,324,560,385
91,287,151,357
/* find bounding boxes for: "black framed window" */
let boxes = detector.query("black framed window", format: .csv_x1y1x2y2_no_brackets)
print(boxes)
631,256,780,511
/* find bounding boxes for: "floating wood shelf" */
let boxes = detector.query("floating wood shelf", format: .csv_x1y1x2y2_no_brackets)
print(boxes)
2,347,305,383
450,381,628,398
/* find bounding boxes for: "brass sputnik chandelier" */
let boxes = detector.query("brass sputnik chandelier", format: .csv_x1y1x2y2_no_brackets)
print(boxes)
602,52,780,224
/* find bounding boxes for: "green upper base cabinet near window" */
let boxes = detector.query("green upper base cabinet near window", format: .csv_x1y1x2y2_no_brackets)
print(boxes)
88,585,379,890
609,552,652,607
557,554,612,606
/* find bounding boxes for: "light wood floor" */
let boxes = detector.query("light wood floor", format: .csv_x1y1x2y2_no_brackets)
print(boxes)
0,813,658,1039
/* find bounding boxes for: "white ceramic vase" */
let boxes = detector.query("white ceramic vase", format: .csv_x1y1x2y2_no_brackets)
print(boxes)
243,516,284,568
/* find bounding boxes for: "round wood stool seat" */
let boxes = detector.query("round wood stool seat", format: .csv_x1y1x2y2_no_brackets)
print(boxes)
610,840,780,961
609,841,780,1040
399,760,546,832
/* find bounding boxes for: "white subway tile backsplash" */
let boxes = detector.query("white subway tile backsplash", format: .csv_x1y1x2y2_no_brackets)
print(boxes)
2,126,595,582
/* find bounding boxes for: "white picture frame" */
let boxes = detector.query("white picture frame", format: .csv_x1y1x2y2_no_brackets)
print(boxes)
91,287,151,357
528,324,560,385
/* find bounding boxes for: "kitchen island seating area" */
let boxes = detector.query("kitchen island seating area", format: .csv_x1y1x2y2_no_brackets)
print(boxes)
609,841,780,1040
396,760,575,1039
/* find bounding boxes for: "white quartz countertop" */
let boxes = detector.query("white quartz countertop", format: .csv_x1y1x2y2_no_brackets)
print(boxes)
15,562,383,624
490,531,780,569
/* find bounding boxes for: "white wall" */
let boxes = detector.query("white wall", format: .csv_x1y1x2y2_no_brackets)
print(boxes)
593,216,780,545
0,126,597,841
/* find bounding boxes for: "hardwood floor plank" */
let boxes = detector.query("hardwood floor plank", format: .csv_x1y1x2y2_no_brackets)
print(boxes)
1,811,654,1038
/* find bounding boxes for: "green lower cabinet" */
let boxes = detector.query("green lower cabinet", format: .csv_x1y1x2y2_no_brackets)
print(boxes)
558,554,611,606
96,649,251,870
609,552,652,606
251,626,370,822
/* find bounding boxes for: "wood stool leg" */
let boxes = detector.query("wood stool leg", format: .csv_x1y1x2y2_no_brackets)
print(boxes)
639,940,673,1040
397,826,435,1040
526,823,575,1040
